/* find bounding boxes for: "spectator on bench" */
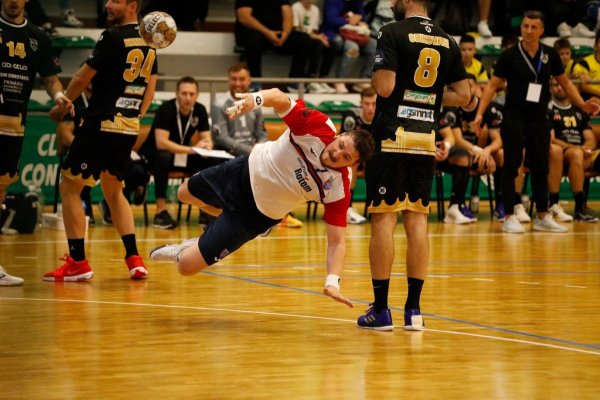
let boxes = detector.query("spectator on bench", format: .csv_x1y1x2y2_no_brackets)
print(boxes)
138,76,217,229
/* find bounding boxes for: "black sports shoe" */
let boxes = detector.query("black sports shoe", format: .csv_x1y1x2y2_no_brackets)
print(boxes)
98,199,113,225
574,210,598,223
153,210,177,229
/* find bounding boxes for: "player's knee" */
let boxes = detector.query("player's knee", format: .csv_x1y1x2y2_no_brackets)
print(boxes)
177,181,191,202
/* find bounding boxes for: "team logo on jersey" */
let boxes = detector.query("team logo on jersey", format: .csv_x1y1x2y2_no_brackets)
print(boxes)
191,116,199,128
378,31,382,39
378,186,386,195
30,38,38,52
397,106,434,122
425,26,432,33
343,116,357,131
374,50,384,65
576,112,582,120
403,90,436,105
323,178,332,191
125,85,146,95
116,97,142,109
542,54,549,64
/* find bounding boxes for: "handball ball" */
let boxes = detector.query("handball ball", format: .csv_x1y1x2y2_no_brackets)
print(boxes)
139,11,177,49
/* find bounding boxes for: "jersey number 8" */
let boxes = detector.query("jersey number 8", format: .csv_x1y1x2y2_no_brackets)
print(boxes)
414,48,440,88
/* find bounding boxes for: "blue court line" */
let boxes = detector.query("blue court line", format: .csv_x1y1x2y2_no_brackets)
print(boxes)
202,270,600,351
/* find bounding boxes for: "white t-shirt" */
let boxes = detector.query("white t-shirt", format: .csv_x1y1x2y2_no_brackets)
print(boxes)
292,1,320,34
248,100,350,227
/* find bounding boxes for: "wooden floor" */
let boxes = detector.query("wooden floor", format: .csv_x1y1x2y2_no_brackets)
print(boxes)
1,203,600,399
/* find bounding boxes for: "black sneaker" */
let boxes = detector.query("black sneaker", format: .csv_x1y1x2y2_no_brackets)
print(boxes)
574,210,599,223
153,210,177,229
98,199,113,225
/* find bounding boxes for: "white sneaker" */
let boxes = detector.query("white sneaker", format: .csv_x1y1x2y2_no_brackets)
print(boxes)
0,266,24,286
557,22,572,38
549,203,573,222
307,82,327,93
502,215,525,233
444,204,471,224
572,22,596,38
347,207,367,224
149,237,197,262
533,214,568,233
319,83,337,94
477,20,492,37
513,204,531,223
62,9,84,28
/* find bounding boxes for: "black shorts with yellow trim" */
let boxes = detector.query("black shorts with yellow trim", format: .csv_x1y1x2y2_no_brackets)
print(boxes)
365,151,435,214
61,128,137,187
0,135,24,185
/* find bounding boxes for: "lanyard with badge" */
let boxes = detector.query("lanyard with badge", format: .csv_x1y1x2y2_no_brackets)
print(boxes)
518,41,543,103
173,100,193,168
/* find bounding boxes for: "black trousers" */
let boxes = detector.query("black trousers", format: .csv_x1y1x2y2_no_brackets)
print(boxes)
235,28,315,78
500,116,551,215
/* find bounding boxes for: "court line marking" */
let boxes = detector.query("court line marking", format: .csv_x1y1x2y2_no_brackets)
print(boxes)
1,296,598,356
200,270,600,351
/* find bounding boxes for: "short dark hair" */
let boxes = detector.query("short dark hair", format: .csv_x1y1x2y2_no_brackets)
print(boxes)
360,87,377,99
228,62,250,76
553,38,572,52
346,129,375,164
176,76,198,91
459,34,476,45
523,10,545,25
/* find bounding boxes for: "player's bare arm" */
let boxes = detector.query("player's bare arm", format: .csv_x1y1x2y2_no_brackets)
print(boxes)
227,88,292,118
473,75,505,135
323,223,353,308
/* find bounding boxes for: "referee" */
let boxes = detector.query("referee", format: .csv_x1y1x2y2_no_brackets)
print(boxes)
474,10,599,234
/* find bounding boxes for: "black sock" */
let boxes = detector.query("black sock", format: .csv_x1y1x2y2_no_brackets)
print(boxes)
549,192,559,207
574,191,585,212
68,238,85,261
405,277,424,310
372,279,390,312
121,234,139,258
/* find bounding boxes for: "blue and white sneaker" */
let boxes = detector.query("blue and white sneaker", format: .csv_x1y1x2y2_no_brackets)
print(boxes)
494,202,506,221
460,204,477,222
357,304,394,331
404,308,425,331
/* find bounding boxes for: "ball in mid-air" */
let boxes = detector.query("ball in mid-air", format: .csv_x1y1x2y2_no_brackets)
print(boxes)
139,11,177,49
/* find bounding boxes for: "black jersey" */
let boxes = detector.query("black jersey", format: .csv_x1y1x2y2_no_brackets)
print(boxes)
493,42,563,119
547,101,590,146
82,23,158,135
0,16,60,137
482,99,504,130
340,107,372,133
456,98,479,145
371,16,466,155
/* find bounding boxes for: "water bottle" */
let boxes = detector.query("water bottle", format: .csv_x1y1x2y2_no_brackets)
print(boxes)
470,195,480,214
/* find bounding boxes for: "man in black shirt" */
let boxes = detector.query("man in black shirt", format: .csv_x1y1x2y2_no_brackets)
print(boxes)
45,0,157,282
0,0,70,286
140,76,213,229
234,0,317,86
357,0,469,331
474,10,599,234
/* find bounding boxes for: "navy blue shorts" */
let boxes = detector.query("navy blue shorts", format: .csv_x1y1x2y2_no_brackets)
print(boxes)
186,156,281,265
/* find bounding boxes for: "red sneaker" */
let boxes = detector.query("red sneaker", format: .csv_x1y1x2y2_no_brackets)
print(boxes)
43,254,93,282
125,255,148,280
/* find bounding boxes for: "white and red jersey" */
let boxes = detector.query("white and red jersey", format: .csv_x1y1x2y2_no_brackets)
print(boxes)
248,100,351,226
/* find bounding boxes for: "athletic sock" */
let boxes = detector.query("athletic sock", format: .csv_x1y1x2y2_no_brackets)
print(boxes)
549,192,559,207
122,234,139,258
573,191,585,212
405,277,424,310
68,238,85,261
372,279,390,312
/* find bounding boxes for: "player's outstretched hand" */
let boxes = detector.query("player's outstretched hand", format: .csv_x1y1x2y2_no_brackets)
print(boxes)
49,104,67,123
324,286,354,308
226,93,254,119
